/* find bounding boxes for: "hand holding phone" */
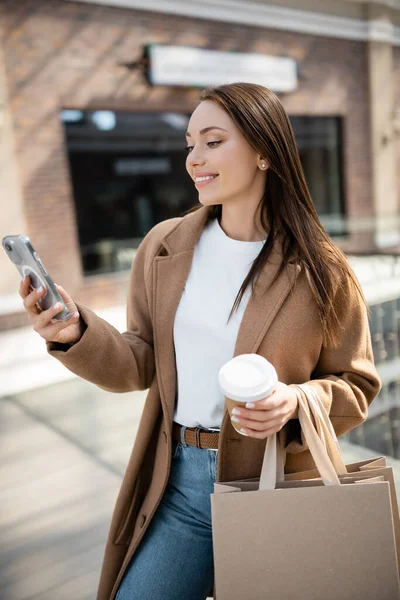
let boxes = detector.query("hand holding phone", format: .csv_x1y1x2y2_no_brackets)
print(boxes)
2,234,84,344
3,234,72,319
19,276,84,345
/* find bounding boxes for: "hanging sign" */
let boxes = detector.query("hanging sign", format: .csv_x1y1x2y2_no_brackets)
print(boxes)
146,44,297,92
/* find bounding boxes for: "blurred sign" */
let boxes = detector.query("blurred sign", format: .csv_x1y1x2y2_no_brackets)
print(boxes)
147,44,297,92
114,157,171,175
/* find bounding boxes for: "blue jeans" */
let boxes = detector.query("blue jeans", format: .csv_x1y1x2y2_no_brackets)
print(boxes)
115,429,217,600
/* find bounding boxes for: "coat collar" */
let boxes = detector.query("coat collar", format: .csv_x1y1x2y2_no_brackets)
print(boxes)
159,205,285,265
160,205,209,254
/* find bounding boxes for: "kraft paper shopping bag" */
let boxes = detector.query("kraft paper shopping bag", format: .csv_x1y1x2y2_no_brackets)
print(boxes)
211,388,400,600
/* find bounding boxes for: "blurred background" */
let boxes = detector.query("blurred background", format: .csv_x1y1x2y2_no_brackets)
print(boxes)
1,0,400,598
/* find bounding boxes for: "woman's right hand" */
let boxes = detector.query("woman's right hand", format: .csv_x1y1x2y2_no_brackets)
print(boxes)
19,276,84,345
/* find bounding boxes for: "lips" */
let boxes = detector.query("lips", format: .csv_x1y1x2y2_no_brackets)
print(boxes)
193,173,218,181
194,174,219,189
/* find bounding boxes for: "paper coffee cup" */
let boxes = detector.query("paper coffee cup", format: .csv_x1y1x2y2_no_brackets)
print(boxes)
218,354,278,434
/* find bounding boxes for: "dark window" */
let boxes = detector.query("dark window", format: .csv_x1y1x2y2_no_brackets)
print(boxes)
290,117,345,236
62,110,196,275
62,110,345,276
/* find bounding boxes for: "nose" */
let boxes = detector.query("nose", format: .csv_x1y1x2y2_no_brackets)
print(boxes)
186,147,206,171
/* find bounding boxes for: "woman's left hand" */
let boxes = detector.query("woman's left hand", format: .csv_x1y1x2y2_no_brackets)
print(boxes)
230,382,299,439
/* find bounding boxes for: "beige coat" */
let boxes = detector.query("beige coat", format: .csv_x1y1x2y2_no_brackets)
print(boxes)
48,206,381,600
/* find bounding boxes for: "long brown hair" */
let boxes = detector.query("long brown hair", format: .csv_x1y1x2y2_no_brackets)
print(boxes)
185,82,367,348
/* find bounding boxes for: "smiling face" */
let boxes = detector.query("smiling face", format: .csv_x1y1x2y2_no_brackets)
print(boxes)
185,100,266,209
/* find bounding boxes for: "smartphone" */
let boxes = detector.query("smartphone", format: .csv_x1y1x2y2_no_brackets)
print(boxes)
2,234,72,321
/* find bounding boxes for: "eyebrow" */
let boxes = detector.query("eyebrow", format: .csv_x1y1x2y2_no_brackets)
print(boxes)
185,126,228,137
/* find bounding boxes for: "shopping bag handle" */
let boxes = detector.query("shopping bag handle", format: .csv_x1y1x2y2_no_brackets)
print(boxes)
259,387,318,489
259,389,341,490
295,384,348,475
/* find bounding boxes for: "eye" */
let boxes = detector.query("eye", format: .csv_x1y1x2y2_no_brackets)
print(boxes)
185,140,221,153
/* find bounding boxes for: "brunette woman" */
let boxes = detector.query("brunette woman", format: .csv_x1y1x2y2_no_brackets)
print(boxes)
19,83,381,600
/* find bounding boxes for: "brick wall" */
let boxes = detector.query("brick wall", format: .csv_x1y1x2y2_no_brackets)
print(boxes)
1,0,372,326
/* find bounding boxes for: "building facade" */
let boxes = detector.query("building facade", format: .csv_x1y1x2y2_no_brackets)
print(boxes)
1,0,400,328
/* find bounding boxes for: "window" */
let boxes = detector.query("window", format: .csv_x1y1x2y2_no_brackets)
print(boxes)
290,117,345,236
62,110,345,276
62,110,196,275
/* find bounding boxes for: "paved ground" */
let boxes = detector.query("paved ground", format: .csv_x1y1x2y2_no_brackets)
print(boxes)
0,378,146,600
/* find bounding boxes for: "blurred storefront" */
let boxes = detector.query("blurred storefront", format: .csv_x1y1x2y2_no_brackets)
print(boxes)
1,0,400,309
1,0,400,455
61,108,345,276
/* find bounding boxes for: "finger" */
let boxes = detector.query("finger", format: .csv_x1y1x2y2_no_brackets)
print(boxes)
240,419,286,439
234,406,283,423
19,275,31,299
233,413,285,432
36,312,80,341
23,285,46,314
33,302,66,330
55,284,78,313
55,284,75,305
19,275,40,301
49,310,80,325
252,394,283,411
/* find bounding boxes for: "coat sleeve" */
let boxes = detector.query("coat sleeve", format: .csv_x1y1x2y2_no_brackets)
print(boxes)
46,229,158,393
281,273,382,454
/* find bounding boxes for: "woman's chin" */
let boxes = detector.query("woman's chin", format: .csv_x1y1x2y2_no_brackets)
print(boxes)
198,194,221,207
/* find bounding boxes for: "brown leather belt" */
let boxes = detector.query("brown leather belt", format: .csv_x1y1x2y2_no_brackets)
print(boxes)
172,422,220,450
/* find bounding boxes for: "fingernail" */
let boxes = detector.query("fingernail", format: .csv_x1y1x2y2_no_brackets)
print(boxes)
239,429,249,436
54,302,61,310
232,409,241,416
72,311,79,318
231,416,240,423
246,403,255,409
37,286,44,293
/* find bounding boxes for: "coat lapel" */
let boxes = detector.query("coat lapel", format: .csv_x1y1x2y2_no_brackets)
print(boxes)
234,256,301,357
153,208,209,424
153,251,196,425
152,206,301,424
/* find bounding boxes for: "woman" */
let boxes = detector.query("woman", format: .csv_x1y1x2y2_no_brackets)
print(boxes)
20,83,381,600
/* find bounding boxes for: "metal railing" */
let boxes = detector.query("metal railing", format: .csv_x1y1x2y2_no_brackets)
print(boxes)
343,253,400,458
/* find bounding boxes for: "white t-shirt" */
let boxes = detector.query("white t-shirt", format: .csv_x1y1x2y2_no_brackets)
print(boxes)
173,217,266,429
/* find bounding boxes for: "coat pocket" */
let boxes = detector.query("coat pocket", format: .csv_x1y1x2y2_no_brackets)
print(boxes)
113,475,142,546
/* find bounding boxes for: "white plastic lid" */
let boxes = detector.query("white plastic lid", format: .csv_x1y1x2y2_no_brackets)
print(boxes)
218,354,278,403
